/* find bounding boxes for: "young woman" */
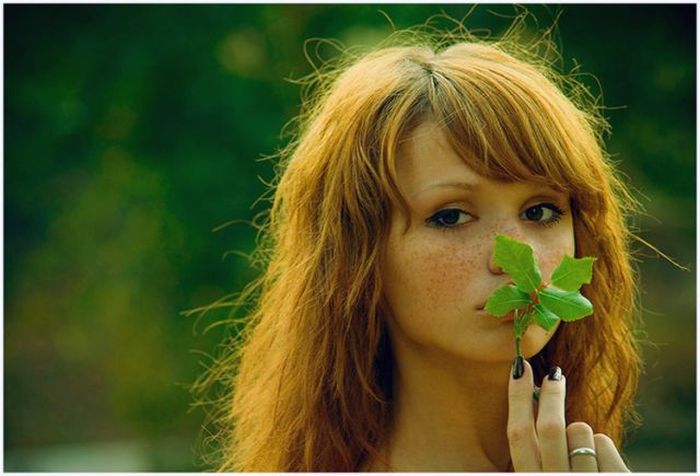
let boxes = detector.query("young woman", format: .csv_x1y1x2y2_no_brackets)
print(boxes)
199,19,644,472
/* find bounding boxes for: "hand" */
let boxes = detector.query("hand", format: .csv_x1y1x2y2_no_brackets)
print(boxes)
507,358,630,472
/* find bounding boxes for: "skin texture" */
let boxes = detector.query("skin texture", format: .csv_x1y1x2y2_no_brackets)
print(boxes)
375,121,629,471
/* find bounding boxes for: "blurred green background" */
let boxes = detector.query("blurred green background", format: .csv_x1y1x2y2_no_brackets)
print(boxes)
5,4,695,471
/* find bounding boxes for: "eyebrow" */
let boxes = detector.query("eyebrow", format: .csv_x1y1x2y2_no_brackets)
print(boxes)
413,181,480,200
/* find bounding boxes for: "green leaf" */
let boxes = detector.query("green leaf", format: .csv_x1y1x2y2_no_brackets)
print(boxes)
484,284,531,317
494,234,542,293
533,303,559,331
550,255,596,291
538,286,593,321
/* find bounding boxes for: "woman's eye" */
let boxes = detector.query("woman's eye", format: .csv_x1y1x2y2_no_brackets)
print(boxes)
426,208,472,229
521,203,565,226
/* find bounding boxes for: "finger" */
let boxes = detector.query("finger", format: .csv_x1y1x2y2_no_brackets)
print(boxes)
594,433,630,472
508,357,540,471
567,422,598,472
536,366,569,471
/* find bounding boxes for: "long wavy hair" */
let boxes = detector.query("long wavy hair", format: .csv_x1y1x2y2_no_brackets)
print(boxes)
193,14,651,471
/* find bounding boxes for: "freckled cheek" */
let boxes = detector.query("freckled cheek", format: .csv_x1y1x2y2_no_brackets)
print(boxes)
535,238,575,282
537,253,561,282
396,241,482,310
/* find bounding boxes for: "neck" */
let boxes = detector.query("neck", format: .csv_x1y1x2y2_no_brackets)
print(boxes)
373,338,514,472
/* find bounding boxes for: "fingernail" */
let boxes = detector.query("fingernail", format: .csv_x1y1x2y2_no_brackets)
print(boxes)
548,366,562,381
512,356,524,379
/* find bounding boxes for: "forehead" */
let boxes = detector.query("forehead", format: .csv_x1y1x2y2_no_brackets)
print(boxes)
396,121,565,200
397,121,476,195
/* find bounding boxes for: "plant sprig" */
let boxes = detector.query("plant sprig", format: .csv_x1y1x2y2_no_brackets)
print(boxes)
484,235,596,360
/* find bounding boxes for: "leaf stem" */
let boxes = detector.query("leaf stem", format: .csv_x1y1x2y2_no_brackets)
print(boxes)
514,308,522,358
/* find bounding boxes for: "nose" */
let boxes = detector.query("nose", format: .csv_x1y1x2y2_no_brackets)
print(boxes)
488,249,504,275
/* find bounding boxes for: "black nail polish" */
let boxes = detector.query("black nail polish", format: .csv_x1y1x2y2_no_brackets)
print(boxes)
512,356,524,379
548,366,562,381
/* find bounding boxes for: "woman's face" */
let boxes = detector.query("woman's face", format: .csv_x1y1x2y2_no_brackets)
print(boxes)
382,121,576,364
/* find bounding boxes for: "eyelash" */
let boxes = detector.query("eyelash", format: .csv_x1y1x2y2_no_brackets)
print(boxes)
426,203,566,232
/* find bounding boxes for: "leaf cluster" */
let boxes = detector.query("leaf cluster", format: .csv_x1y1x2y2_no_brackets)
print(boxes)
484,235,596,340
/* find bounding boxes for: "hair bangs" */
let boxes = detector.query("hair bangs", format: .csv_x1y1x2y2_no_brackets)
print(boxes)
423,49,609,210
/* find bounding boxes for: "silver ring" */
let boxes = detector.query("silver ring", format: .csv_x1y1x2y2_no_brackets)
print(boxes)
569,447,597,458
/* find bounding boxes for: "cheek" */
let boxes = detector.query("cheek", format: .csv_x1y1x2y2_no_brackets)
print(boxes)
384,236,482,315
535,232,576,281
424,243,481,305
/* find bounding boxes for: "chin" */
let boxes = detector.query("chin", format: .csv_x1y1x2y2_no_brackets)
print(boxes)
520,324,559,358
